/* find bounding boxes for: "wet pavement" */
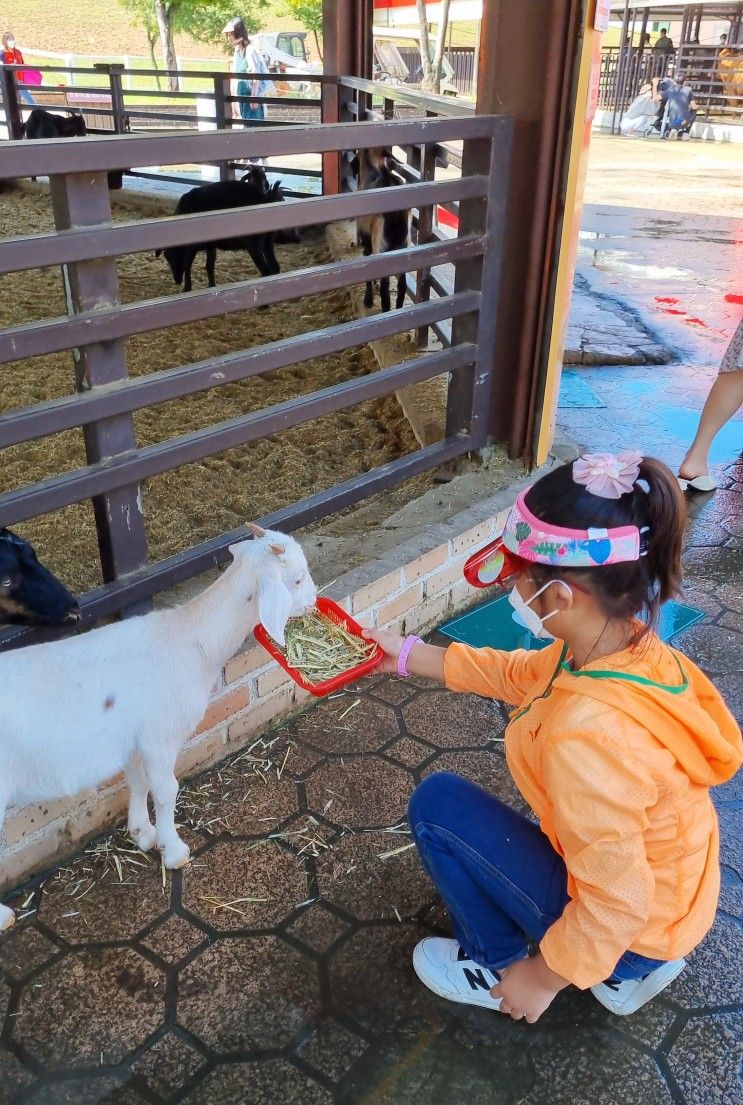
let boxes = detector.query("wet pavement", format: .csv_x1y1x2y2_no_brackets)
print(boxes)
0,459,741,1104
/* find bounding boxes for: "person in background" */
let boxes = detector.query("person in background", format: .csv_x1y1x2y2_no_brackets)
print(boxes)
678,318,743,492
223,17,272,124
2,31,34,104
651,73,698,136
653,27,674,54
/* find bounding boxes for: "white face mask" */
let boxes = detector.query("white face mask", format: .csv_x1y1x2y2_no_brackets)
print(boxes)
7,39,15,49
508,579,571,640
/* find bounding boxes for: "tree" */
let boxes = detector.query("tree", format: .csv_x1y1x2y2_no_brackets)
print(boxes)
416,0,452,94
118,0,267,93
283,0,323,61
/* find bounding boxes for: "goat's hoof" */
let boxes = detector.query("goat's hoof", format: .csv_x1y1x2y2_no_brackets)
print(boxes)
161,841,191,870
0,906,16,932
129,826,156,852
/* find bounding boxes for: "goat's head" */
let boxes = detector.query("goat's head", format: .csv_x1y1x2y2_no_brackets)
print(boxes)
63,112,87,137
0,529,80,627
230,523,316,646
241,166,270,194
155,246,185,286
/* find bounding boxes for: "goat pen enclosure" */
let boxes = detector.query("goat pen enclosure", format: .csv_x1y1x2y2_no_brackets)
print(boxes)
0,115,513,645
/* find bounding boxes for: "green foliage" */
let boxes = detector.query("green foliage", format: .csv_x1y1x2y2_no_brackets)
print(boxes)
282,0,322,35
515,522,531,543
117,0,268,51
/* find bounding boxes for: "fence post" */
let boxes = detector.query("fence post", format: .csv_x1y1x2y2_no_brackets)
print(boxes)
0,64,23,139
66,53,75,87
414,131,437,349
213,74,235,182
446,119,514,449
49,171,150,616
94,63,128,134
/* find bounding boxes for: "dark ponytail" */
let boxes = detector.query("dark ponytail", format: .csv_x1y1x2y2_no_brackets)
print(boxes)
523,454,686,633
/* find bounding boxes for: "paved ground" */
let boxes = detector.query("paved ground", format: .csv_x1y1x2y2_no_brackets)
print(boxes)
1,133,741,1105
0,462,740,1105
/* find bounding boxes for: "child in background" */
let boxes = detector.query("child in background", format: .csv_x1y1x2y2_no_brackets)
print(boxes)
365,453,742,1022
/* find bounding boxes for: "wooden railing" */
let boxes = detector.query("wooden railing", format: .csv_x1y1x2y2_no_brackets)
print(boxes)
0,112,513,646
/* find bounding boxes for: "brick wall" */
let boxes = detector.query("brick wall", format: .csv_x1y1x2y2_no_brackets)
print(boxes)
0,506,510,894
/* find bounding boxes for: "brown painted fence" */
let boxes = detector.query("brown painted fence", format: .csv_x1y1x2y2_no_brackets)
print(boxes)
0,109,513,648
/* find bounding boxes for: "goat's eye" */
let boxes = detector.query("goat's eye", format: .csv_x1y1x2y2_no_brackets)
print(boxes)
0,577,12,589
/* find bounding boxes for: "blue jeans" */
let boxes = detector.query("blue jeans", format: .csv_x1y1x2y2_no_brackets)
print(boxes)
408,772,666,984
19,89,35,105
237,82,265,122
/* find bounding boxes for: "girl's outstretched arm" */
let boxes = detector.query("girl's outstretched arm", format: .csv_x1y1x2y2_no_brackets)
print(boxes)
363,630,446,681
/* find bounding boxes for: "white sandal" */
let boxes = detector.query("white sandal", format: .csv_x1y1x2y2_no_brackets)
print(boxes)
677,474,718,492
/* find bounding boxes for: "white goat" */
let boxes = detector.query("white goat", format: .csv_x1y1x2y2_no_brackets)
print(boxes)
0,524,316,930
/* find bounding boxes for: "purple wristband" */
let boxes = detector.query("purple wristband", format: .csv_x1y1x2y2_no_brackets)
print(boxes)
397,635,423,678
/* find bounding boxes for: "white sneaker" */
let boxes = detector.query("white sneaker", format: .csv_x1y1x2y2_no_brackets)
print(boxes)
591,958,686,1016
412,937,503,1011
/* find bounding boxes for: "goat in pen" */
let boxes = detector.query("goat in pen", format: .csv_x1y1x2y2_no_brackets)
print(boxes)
352,148,412,312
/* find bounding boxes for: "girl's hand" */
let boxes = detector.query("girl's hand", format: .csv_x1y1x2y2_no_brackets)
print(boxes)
490,954,568,1024
362,629,404,674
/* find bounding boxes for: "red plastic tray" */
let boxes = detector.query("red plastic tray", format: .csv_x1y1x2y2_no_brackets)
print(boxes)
254,597,384,697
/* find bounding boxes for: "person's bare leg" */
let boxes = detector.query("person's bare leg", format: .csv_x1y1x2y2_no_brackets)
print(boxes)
679,371,743,480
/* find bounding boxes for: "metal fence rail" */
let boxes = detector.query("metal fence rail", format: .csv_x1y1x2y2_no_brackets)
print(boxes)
0,112,513,645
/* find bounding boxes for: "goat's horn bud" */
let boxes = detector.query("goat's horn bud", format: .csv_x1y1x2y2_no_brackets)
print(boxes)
246,523,267,538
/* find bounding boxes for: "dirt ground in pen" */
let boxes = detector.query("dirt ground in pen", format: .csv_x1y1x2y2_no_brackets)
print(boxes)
0,186,429,594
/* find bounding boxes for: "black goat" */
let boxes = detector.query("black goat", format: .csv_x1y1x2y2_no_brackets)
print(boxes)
20,108,123,189
353,148,411,312
0,529,79,627
240,169,301,245
21,107,87,140
157,178,295,293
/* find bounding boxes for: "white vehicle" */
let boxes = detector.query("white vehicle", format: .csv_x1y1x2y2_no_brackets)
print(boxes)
372,27,459,96
253,31,322,96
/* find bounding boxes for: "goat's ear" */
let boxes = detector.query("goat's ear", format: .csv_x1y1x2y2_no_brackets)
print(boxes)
269,542,286,556
246,523,267,538
257,563,293,647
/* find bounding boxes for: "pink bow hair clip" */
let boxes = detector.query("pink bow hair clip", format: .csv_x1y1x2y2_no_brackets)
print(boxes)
572,451,643,499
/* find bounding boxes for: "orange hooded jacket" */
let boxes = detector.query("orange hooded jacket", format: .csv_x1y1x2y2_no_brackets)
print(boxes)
444,633,742,989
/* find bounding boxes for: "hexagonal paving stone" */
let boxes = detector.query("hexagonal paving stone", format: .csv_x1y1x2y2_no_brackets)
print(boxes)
39,859,171,943
520,1034,675,1105
131,1032,207,1098
673,624,743,675
315,831,430,921
684,545,743,590
0,1035,33,1102
178,936,320,1053
713,580,743,616
284,903,349,953
0,926,58,983
402,691,505,749
329,924,452,1038
354,1030,537,1104
213,775,300,837
718,809,743,878
21,1077,140,1105
181,840,309,931
305,757,412,830
420,749,531,816
384,736,434,769
669,915,743,1009
369,678,419,706
293,697,400,755
678,582,722,618
181,1060,332,1105
611,1000,678,1050
667,1012,743,1105
296,1019,368,1083
139,914,206,965
16,948,164,1068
